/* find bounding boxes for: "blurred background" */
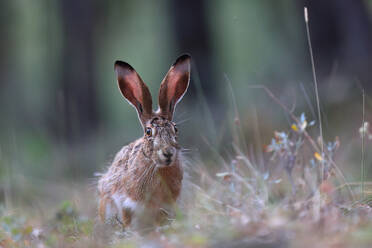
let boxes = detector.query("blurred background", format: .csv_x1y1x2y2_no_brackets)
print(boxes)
1,0,372,210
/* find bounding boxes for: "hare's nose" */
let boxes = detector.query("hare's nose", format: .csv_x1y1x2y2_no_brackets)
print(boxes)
162,148,174,158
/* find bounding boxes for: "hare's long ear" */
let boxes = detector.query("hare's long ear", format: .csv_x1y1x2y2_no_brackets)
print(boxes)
115,61,153,127
158,54,191,120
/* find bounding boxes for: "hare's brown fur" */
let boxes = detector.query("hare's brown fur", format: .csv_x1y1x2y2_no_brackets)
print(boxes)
97,55,190,228
98,127,183,226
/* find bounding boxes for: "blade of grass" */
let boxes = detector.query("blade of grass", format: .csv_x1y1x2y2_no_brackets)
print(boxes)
251,106,265,171
300,82,316,121
361,87,366,199
304,7,325,181
224,73,248,155
191,62,217,146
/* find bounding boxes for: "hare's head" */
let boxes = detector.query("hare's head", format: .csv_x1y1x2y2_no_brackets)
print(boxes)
114,54,191,167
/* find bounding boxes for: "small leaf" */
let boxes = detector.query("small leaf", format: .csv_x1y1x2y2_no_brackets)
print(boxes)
300,113,306,123
216,172,232,181
291,124,298,132
216,172,230,177
273,179,282,184
314,152,323,161
23,226,33,235
300,120,307,131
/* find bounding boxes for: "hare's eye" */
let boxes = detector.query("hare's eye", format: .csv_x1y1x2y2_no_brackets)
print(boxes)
145,127,152,136
174,126,178,133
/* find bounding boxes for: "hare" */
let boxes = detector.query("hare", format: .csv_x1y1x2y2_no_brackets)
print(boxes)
98,54,191,228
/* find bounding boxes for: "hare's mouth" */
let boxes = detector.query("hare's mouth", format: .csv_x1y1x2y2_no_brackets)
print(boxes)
164,158,172,166
157,150,176,167
158,157,174,167
156,160,174,168
158,149,176,167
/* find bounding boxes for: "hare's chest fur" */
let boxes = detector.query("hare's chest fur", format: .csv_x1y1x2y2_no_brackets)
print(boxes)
98,141,183,227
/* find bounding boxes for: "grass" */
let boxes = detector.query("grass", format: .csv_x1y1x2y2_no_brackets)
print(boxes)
1,103,372,247
361,87,366,199
304,6,325,182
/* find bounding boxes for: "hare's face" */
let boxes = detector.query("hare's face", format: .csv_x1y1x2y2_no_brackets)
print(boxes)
114,54,190,168
144,116,180,168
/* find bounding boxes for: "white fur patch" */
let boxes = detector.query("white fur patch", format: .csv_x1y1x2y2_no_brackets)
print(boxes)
111,192,123,220
157,150,165,160
123,196,138,210
110,192,139,220
154,138,160,148
103,192,145,226
105,202,115,221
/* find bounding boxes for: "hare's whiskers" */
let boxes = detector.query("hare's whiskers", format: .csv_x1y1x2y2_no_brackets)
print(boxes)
175,118,191,125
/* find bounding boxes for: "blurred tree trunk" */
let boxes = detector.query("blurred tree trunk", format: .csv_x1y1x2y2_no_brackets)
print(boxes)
56,0,100,143
0,1,13,121
169,0,223,121
0,0,13,206
301,0,372,91
0,1,11,85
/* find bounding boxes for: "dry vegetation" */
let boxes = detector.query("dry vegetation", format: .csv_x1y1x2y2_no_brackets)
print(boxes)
1,103,372,248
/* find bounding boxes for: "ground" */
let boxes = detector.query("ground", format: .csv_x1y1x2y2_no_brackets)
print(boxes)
1,113,372,248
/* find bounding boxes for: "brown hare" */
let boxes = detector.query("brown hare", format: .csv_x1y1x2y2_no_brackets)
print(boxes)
98,54,191,229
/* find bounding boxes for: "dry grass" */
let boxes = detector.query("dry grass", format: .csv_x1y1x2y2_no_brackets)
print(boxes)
1,105,372,248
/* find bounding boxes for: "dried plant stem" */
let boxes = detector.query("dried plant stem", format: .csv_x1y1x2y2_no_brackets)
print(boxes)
249,85,355,200
224,73,248,154
304,7,325,181
249,85,319,151
191,183,241,212
332,181,372,194
361,88,366,199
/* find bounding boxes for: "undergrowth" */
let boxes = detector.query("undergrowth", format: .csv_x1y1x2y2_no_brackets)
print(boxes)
1,108,372,248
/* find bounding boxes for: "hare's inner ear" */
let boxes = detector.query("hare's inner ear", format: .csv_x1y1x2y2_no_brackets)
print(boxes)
158,54,191,120
115,61,153,126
